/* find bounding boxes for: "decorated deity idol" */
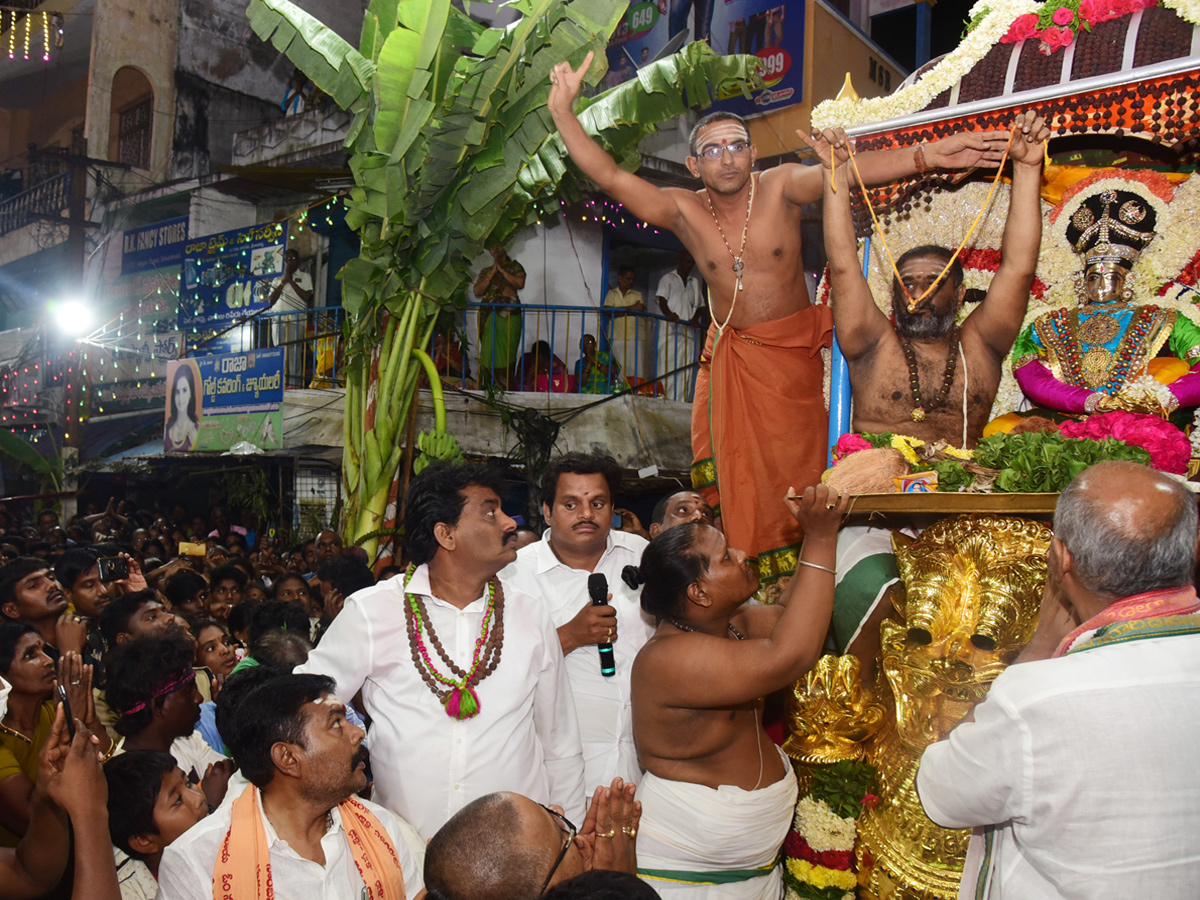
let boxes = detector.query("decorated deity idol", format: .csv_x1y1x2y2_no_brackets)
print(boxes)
1012,187,1200,415
783,515,1051,900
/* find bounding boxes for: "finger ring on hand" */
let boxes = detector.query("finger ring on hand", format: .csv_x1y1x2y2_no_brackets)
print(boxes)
71,680,81,685
598,829,616,838
622,826,637,837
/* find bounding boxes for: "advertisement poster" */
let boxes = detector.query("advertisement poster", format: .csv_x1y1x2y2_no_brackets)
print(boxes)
605,0,802,116
179,222,289,342
163,349,284,452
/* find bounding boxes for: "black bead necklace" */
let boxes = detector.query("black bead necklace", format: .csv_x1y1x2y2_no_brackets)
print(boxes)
900,325,959,422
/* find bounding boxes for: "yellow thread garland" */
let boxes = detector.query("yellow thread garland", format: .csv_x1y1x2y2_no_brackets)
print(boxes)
846,131,1016,312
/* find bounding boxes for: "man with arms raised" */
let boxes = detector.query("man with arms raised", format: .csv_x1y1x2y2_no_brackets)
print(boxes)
158,672,422,900
628,483,846,897
802,114,1047,670
806,112,1049,447
549,53,1008,590
917,461,1200,899
502,454,655,791
299,463,585,839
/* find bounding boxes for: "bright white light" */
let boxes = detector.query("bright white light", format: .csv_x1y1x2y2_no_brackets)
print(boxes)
53,300,93,337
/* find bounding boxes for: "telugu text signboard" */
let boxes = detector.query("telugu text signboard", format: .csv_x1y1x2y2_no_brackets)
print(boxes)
179,222,288,344
163,349,284,452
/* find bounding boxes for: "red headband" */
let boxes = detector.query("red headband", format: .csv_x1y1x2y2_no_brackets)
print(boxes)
120,669,196,716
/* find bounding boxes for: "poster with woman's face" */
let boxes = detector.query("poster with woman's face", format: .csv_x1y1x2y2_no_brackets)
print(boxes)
164,359,203,452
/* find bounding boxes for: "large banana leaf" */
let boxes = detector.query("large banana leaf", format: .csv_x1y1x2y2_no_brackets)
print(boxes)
244,0,762,554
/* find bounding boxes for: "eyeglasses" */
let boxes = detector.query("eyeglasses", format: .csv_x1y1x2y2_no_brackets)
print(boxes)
695,140,751,161
537,804,577,895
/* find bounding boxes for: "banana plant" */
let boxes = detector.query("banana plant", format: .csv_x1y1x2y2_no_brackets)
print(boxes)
246,0,762,560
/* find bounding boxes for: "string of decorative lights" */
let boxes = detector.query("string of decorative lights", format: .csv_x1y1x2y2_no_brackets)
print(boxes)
0,9,62,62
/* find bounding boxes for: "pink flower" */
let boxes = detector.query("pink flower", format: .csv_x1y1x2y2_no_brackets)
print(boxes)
1060,411,1191,474
1039,25,1064,51
1077,0,1096,20
833,433,872,463
1133,0,1158,9
1059,26,1075,45
1003,13,1041,41
1052,6,1075,25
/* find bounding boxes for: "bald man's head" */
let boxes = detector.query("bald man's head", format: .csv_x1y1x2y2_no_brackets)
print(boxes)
425,792,582,900
1054,461,1198,601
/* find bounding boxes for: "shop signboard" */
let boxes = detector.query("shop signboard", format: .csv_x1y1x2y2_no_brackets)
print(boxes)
604,0,803,116
121,217,189,275
179,222,289,343
163,349,284,452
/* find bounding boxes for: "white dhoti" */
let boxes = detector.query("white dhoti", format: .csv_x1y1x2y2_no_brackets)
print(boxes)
636,748,799,899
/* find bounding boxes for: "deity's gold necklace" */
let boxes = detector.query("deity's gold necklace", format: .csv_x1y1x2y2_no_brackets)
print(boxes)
705,175,755,335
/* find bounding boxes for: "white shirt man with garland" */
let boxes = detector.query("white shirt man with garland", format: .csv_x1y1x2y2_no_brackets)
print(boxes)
655,255,703,401
297,463,586,840
501,454,656,791
916,461,1200,900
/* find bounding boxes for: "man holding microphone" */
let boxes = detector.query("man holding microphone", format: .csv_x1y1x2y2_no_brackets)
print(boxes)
502,454,656,791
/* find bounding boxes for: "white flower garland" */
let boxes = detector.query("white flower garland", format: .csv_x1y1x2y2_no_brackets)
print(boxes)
793,797,858,853
811,0,1200,131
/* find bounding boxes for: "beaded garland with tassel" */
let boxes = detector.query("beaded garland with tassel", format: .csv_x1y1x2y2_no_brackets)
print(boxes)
403,565,505,720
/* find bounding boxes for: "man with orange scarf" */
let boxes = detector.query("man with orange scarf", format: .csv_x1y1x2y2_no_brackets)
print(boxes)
158,673,423,900
917,461,1200,900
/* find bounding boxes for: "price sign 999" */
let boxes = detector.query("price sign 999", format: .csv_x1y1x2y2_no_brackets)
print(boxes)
755,47,792,86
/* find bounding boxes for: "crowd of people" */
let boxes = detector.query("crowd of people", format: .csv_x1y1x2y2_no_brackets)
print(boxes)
2,450,1197,900
0,450,854,900
0,50,1196,900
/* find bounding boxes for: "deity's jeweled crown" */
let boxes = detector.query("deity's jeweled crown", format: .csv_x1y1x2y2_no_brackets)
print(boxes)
1066,188,1157,271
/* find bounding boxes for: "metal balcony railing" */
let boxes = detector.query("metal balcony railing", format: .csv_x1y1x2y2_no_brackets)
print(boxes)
218,303,703,400
0,171,71,237
431,303,704,401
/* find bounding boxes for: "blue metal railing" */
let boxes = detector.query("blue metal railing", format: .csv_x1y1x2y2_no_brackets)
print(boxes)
201,302,703,399
188,306,346,389
428,302,704,400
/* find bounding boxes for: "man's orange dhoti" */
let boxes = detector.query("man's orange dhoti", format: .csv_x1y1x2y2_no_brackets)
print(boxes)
691,305,833,589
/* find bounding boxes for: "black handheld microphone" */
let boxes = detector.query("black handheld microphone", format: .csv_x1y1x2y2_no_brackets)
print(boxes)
588,573,617,677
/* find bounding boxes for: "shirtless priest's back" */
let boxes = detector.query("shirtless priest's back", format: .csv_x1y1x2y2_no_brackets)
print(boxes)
629,487,845,898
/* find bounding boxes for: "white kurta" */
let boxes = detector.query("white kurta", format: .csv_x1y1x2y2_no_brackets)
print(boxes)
501,530,656,792
654,271,702,401
157,790,423,900
918,630,1200,900
297,564,586,839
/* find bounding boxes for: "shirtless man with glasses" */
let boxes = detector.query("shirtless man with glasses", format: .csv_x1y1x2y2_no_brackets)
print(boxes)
549,52,1011,594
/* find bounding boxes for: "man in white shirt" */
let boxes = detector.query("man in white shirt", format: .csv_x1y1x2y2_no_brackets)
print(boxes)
654,255,703,401
298,463,586,839
159,672,422,900
502,454,655,791
603,267,649,380
917,461,1200,900
262,249,313,383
